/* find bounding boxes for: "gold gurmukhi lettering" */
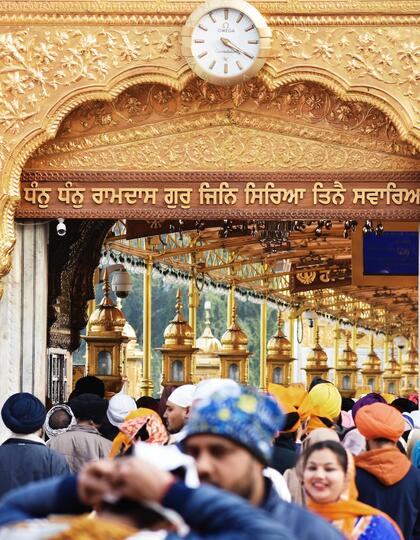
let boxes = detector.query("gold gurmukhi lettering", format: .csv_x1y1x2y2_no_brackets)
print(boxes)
91,187,158,205
164,188,192,209
312,181,346,206
91,188,115,205
244,182,306,206
58,182,85,209
23,181,52,209
199,182,238,205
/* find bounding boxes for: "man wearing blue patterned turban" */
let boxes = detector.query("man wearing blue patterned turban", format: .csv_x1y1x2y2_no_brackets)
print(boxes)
182,385,345,540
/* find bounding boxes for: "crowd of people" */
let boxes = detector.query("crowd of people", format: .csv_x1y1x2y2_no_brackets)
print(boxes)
0,375,419,539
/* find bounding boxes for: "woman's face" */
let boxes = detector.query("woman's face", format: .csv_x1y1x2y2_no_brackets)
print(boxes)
303,448,346,504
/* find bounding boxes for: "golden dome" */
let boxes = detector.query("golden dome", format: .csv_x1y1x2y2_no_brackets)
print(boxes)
163,289,194,346
306,327,328,368
362,335,382,373
337,336,358,369
267,311,292,359
123,320,137,340
221,305,248,352
196,301,222,354
88,274,126,333
402,337,418,375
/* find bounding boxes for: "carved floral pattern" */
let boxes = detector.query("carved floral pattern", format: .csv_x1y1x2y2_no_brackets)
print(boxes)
32,79,418,161
272,27,420,116
27,124,419,172
0,28,181,135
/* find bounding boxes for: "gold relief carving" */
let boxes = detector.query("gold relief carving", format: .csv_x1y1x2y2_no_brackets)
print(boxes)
0,2,420,17
26,123,420,172
270,27,420,120
0,11,418,289
0,28,182,136
31,80,418,159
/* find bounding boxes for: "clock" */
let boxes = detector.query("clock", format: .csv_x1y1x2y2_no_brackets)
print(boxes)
181,0,272,86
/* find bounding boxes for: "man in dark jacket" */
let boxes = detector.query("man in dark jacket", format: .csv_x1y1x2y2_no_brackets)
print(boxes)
182,385,343,540
0,392,70,497
355,402,420,540
270,411,300,474
48,393,111,472
0,460,295,540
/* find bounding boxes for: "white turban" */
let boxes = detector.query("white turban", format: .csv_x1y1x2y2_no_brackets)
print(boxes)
167,384,195,409
193,378,240,405
107,392,137,427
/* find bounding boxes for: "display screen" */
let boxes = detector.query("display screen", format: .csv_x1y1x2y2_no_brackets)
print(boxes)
363,231,418,276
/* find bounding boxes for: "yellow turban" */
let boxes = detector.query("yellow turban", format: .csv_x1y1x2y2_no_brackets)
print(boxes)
298,383,341,432
268,383,307,432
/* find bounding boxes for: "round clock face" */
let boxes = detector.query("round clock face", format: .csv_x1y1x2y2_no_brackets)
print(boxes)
191,7,260,81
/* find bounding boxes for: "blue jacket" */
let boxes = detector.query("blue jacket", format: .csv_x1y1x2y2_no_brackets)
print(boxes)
262,477,345,540
0,475,295,540
0,438,70,498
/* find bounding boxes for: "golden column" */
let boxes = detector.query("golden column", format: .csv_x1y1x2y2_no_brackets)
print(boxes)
189,277,198,347
227,282,236,327
401,337,419,396
334,320,340,375
361,334,383,392
336,334,359,398
304,326,330,387
267,311,295,386
260,296,268,390
383,341,402,396
140,257,154,396
189,250,198,346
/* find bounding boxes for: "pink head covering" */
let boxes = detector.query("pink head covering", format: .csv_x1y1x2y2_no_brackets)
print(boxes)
341,410,355,429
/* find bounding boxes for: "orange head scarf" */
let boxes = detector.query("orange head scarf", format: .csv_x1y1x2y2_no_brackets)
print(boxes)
109,407,168,458
304,442,403,539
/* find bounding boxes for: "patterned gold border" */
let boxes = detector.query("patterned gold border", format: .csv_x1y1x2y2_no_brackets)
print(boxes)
0,4,419,292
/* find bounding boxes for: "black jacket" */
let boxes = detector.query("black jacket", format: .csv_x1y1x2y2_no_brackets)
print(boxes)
270,436,298,474
0,438,70,498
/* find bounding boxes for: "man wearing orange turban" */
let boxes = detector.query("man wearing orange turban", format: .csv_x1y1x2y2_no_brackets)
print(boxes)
354,403,420,540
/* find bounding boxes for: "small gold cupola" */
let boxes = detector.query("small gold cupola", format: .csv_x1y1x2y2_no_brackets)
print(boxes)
336,334,359,398
193,300,221,382
401,337,419,397
82,270,129,397
158,289,198,386
361,334,383,393
267,311,295,386
219,303,250,383
304,326,330,387
383,342,402,396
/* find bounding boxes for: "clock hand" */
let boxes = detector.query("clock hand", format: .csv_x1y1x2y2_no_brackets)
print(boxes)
220,37,242,54
220,37,253,58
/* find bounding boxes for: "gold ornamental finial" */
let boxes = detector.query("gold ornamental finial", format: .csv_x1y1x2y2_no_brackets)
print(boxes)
277,310,282,329
231,303,237,325
176,288,182,314
102,267,113,305
315,325,320,345
370,333,374,351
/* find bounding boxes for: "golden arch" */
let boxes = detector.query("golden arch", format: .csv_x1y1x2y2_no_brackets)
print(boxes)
1,62,419,293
